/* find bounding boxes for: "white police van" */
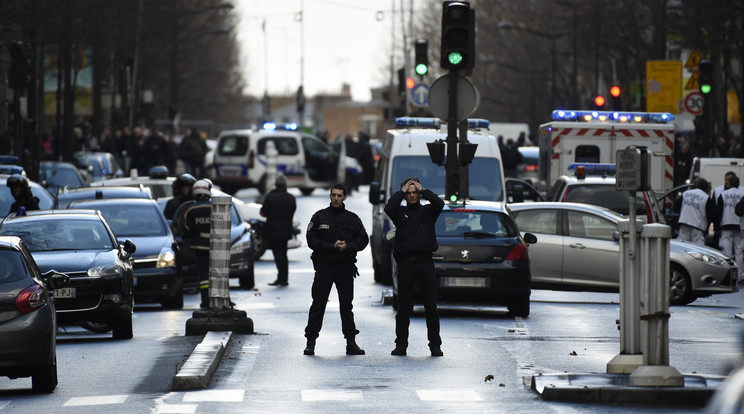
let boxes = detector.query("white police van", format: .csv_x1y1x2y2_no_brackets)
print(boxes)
212,122,347,195
368,117,507,284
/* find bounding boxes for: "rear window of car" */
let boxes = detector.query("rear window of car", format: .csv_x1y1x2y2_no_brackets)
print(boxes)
564,184,646,216
258,137,299,155
436,210,518,237
89,204,167,237
0,248,27,284
218,135,249,156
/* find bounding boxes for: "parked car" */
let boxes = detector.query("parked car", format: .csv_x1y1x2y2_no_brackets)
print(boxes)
516,146,539,186
509,202,738,305
0,210,136,338
0,236,69,393
90,166,174,199
39,161,88,196
0,174,54,215
68,198,183,308
54,185,152,208
73,151,124,182
390,200,536,316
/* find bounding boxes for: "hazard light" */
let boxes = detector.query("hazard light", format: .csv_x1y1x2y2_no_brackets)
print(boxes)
568,163,616,176
551,110,674,124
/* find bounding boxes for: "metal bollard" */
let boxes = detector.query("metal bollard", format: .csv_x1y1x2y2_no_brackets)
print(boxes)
264,141,278,193
208,196,232,309
607,218,644,374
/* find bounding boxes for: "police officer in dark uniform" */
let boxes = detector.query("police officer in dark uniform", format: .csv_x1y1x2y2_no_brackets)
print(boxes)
260,174,296,286
7,174,40,215
164,173,196,220
385,177,445,357
182,179,212,308
303,184,368,356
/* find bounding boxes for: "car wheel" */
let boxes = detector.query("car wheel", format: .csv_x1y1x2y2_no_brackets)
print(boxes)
80,322,113,333
112,312,133,339
508,297,530,317
300,187,314,196
162,288,184,309
32,359,57,393
670,264,695,305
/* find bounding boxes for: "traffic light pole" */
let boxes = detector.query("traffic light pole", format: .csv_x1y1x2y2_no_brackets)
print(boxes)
445,70,461,201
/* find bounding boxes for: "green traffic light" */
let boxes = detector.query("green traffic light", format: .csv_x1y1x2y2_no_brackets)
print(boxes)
447,51,463,66
701,84,711,94
415,63,428,76
449,194,457,202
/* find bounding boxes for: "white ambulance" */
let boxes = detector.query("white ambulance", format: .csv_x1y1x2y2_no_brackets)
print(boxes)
368,117,506,284
538,110,676,195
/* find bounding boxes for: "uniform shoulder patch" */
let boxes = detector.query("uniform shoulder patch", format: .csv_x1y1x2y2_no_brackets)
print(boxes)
307,222,313,231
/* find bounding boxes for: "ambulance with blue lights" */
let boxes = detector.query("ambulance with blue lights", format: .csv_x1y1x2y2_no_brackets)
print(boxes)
212,122,347,195
538,110,676,195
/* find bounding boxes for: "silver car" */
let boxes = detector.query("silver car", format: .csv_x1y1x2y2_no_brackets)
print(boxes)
509,202,738,305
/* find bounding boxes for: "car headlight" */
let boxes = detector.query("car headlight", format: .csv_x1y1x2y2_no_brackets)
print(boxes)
157,248,176,268
686,250,728,266
231,239,251,253
88,264,124,278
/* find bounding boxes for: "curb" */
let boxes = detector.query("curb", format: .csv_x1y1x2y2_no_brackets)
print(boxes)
172,331,233,391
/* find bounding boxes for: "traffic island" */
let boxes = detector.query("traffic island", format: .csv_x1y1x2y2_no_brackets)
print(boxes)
173,331,233,391
185,308,254,336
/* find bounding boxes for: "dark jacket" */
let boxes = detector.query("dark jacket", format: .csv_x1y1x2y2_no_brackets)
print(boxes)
307,203,368,263
384,188,444,257
183,199,212,250
164,194,194,221
260,187,296,242
9,192,40,215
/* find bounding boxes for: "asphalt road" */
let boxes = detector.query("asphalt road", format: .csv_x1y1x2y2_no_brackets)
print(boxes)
0,186,741,413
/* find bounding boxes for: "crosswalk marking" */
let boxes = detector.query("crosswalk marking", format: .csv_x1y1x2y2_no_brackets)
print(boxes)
0,402,8,410
154,403,197,414
301,389,364,401
181,389,244,402
416,390,482,402
63,395,128,406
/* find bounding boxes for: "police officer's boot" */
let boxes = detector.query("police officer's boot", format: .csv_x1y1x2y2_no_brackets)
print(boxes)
345,338,365,355
303,338,316,356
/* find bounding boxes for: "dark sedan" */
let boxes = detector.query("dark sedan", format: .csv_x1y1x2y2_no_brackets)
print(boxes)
54,185,153,209
0,236,69,393
0,210,136,338
391,200,536,316
68,198,182,308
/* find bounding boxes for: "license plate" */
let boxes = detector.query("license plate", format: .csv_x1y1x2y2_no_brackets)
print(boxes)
443,277,487,287
52,287,76,298
220,166,242,177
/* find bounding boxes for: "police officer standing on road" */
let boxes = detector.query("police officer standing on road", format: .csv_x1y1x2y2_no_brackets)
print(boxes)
182,180,213,308
260,174,296,287
303,184,368,356
164,173,196,220
677,177,715,247
7,174,40,215
385,177,445,357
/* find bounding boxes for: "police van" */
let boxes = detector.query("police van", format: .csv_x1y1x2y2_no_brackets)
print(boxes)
212,122,346,195
368,117,507,284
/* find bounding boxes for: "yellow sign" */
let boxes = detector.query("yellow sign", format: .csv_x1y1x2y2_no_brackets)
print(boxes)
646,60,682,113
685,70,699,90
729,90,741,124
684,49,702,68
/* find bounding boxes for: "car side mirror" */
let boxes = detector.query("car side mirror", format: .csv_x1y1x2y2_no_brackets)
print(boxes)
121,239,137,257
523,232,537,244
44,270,70,290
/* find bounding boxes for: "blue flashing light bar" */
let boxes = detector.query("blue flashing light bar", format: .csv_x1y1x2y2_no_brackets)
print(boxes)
0,155,19,164
261,122,299,131
568,162,616,175
551,110,674,123
394,117,490,128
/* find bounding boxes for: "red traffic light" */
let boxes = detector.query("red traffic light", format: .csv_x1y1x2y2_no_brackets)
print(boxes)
594,95,606,107
406,77,415,89
610,86,621,97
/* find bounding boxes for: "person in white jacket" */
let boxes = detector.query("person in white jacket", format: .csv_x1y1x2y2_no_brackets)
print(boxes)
717,176,744,281
677,177,715,246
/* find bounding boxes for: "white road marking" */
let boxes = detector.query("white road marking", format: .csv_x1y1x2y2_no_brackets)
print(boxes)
153,403,198,414
181,389,244,402
416,389,482,402
0,402,8,410
301,389,364,401
63,394,129,406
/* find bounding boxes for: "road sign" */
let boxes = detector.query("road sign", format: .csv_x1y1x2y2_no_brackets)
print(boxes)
616,147,650,192
684,91,704,115
429,74,479,122
410,83,429,107
684,49,702,68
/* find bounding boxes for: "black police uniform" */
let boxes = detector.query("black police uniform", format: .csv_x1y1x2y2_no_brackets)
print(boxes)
384,188,445,352
164,193,194,221
304,202,369,341
183,199,212,307
260,185,296,285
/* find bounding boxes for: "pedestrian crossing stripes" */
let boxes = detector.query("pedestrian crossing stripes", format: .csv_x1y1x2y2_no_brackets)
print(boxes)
63,394,129,406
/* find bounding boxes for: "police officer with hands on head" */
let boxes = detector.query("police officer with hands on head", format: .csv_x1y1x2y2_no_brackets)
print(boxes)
385,177,445,357
303,184,368,356
182,179,213,308
7,174,39,215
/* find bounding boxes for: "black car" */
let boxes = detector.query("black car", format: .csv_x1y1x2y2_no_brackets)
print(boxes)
54,185,152,208
0,236,69,393
0,210,136,339
391,200,536,316
39,161,88,196
68,198,182,308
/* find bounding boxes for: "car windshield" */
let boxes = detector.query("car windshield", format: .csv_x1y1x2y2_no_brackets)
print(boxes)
0,248,27,283
0,218,114,251
435,210,518,237
391,156,504,202
81,204,167,237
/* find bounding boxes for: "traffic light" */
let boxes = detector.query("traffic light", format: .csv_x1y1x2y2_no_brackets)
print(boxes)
406,77,415,90
699,59,713,95
610,85,621,111
446,169,460,202
594,95,605,109
397,67,406,94
414,39,429,76
440,1,474,71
